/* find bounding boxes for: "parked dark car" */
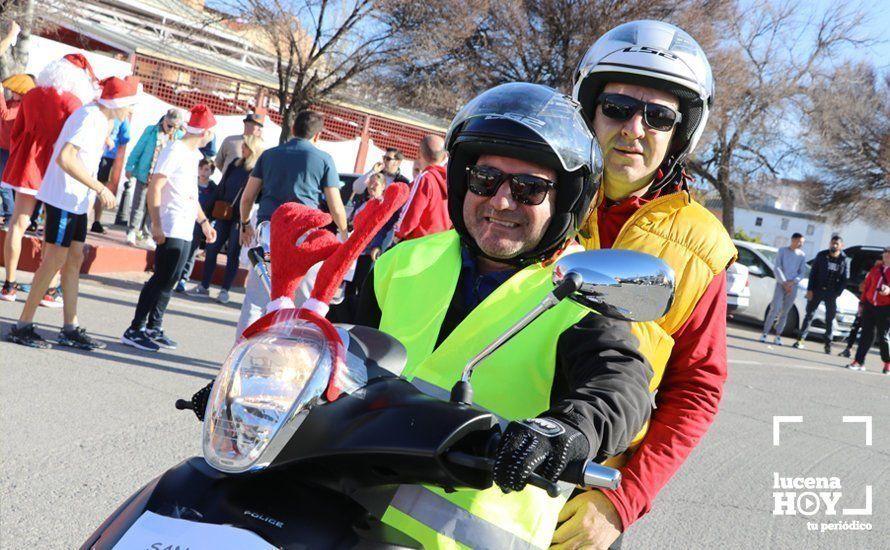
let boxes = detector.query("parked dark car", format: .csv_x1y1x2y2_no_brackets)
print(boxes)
843,245,884,296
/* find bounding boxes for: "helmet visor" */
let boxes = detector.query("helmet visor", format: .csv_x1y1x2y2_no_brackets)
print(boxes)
446,83,599,174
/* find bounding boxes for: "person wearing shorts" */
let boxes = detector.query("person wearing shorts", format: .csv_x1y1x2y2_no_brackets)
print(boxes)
5,76,139,349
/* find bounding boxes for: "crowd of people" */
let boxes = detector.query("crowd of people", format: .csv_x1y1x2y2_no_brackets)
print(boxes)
2,15,889,549
760,233,890,374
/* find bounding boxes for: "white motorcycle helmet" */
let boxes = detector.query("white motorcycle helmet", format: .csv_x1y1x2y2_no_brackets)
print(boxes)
572,20,714,173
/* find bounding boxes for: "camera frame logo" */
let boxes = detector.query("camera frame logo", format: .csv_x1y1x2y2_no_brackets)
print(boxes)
772,415,873,534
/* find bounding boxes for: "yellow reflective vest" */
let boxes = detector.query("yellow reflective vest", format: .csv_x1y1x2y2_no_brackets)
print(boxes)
372,230,661,549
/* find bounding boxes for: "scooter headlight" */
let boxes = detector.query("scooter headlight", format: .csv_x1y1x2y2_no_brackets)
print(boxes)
202,321,332,473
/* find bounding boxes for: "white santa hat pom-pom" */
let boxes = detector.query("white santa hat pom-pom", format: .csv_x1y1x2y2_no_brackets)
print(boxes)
266,296,296,313
36,59,99,105
301,298,329,318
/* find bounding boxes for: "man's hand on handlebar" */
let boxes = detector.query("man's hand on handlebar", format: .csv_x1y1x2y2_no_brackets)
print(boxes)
551,489,622,550
493,417,588,493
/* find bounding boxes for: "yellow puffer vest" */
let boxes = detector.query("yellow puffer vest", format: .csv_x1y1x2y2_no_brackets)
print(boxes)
580,189,737,335
581,189,736,469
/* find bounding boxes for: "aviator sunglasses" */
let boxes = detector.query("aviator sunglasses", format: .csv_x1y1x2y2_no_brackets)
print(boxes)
466,165,555,206
596,93,682,132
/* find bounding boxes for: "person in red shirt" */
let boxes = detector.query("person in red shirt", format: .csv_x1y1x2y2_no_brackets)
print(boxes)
392,134,450,242
558,21,736,548
846,248,890,373
0,73,35,225
0,53,98,302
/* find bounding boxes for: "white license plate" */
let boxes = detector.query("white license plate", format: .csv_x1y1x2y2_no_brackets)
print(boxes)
112,511,276,550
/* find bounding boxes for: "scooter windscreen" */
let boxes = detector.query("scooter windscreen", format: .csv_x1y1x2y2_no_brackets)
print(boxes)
203,308,361,474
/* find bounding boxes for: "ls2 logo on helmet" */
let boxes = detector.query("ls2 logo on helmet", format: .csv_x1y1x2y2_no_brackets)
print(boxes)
621,46,679,60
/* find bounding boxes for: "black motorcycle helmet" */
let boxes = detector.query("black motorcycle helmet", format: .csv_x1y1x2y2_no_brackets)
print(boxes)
445,83,603,268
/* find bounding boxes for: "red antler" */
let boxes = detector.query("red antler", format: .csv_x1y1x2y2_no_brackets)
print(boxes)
268,203,340,310
303,183,410,316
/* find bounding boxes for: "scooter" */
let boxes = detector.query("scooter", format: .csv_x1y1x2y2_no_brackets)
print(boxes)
81,247,674,550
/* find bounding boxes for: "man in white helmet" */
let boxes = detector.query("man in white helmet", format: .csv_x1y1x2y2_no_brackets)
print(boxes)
562,20,737,548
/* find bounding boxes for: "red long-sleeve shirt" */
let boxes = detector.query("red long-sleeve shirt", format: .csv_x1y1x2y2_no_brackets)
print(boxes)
596,192,729,529
861,264,890,307
0,94,20,151
394,164,450,241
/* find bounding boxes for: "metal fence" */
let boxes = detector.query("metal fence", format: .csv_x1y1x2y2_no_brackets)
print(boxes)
133,55,443,168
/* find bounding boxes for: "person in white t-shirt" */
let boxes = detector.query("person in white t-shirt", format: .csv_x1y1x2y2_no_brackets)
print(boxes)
122,104,217,352
5,76,140,350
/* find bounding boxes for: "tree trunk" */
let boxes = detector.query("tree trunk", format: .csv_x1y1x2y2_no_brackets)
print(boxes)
279,95,311,145
0,0,34,79
717,161,735,235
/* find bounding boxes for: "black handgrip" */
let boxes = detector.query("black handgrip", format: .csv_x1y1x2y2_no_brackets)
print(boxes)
247,246,265,267
175,399,194,411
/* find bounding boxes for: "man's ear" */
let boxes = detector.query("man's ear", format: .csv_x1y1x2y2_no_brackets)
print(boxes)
311,132,321,143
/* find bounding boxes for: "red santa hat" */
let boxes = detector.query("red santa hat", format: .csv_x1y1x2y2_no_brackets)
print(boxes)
62,53,98,83
97,76,142,109
184,104,216,134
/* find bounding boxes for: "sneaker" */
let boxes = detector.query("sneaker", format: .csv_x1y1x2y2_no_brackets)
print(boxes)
6,324,50,349
792,340,805,349
0,281,15,302
883,364,890,375
773,336,783,346
217,289,230,304
174,278,187,293
146,328,177,350
758,334,768,343
846,362,865,371
141,236,157,250
187,284,210,298
90,221,107,234
57,327,106,350
26,221,38,234
126,230,137,245
120,328,160,352
39,287,64,308
838,348,852,358
823,343,832,355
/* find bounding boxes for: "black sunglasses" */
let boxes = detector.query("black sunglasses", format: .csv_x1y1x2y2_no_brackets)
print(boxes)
596,93,682,132
466,165,555,206
383,156,400,161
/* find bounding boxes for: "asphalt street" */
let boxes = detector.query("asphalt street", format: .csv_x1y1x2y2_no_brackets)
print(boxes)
0,274,887,549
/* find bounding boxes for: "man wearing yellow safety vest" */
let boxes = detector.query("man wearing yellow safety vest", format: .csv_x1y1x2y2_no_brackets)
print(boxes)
568,21,737,548
353,82,660,549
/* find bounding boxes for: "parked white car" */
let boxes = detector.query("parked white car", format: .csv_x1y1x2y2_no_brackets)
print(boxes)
731,240,859,340
726,261,750,314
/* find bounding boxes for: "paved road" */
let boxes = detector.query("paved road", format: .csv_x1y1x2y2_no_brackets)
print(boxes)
0,275,887,549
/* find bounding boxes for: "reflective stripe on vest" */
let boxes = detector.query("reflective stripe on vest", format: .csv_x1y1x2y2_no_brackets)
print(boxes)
373,230,588,548
388,485,538,549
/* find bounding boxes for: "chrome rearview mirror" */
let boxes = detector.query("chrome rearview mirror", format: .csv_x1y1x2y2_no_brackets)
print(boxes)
553,250,674,322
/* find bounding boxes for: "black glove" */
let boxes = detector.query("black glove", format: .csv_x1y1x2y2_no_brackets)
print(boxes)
189,382,214,422
493,417,589,493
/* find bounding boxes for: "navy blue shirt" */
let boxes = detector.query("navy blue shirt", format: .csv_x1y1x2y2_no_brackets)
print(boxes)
459,246,517,311
251,138,340,222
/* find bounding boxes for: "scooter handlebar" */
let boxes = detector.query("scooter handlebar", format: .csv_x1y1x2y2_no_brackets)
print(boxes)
445,445,621,498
